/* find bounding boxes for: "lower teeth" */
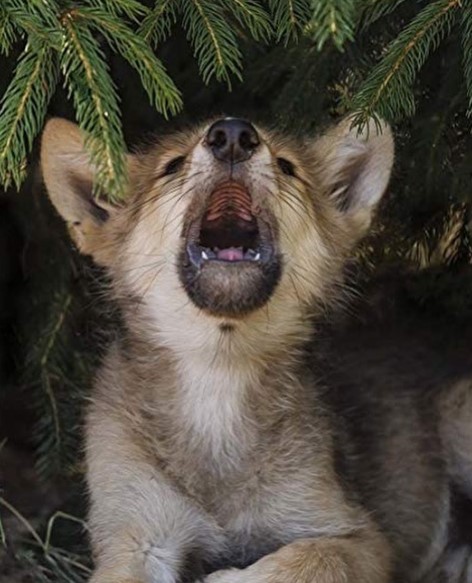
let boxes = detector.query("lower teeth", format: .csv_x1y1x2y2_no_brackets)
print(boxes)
199,247,261,261
243,248,258,260
200,248,216,260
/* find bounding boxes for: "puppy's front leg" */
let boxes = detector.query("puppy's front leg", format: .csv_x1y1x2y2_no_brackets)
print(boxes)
87,409,223,583
204,530,391,583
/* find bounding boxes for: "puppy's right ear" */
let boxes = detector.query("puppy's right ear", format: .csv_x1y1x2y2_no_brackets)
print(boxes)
313,116,394,238
41,118,134,259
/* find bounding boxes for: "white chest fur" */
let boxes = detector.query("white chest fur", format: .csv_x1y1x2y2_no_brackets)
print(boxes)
175,357,254,468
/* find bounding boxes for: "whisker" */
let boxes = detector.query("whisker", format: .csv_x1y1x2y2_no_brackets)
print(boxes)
116,259,168,276
123,170,205,215
130,261,170,317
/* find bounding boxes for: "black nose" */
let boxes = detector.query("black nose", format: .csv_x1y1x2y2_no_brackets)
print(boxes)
206,118,259,164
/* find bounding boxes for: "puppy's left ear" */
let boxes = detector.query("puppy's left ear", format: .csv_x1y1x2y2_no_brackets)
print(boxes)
314,116,394,234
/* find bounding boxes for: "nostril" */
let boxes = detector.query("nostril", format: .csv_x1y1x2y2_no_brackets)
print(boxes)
208,129,227,149
239,130,259,151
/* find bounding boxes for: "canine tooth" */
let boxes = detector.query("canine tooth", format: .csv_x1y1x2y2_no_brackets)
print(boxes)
254,252,261,261
201,250,209,260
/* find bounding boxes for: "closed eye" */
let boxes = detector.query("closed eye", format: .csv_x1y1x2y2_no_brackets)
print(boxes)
277,157,296,177
162,156,186,176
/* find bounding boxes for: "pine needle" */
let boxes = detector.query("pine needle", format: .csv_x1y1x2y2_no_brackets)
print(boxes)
44,512,88,553
0,496,45,551
84,0,149,22
0,497,92,582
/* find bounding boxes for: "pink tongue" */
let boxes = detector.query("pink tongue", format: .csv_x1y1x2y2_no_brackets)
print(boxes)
217,247,244,261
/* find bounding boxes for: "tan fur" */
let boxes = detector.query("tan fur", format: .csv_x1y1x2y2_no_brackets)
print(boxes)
41,116,471,583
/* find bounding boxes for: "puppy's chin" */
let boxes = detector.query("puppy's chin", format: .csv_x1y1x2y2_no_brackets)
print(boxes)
178,253,282,318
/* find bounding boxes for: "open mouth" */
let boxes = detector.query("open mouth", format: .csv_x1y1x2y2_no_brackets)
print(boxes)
179,180,281,317
186,181,272,268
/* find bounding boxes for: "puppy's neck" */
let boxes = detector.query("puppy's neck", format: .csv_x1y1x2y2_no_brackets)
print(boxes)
125,293,312,469
144,290,312,379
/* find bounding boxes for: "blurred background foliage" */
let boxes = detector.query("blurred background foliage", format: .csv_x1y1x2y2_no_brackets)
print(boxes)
1,1,472,581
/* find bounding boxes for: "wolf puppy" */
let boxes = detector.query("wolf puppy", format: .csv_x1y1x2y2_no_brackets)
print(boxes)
41,117,471,583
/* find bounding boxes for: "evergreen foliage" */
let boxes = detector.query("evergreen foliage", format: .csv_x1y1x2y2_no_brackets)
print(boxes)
0,1,470,197
1,1,472,582
310,0,355,50
351,0,464,125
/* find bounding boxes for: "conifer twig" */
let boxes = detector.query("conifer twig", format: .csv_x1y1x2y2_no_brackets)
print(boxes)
138,0,179,45
269,0,311,43
60,9,127,199
0,42,58,189
78,6,182,117
352,0,462,124
310,0,356,51
181,0,242,85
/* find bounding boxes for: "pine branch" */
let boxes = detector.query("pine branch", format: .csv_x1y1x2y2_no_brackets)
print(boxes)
359,0,410,30
461,3,472,117
309,0,356,51
0,6,18,55
269,0,312,44
351,0,462,125
181,0,242,85
77,7,182,118
0,41,58,189
138,0,180,46
35,292,72,468
229,0,272,42
4,0,62,47
21,261,94,480
84,0,149,22
59,10,127,200
5,0,59,27
23,282,75,478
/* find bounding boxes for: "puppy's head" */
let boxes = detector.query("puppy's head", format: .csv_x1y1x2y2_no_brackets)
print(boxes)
41,116,393,323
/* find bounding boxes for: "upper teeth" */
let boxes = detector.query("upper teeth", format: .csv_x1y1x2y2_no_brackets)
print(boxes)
201,250,208,260
254,252,260,260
